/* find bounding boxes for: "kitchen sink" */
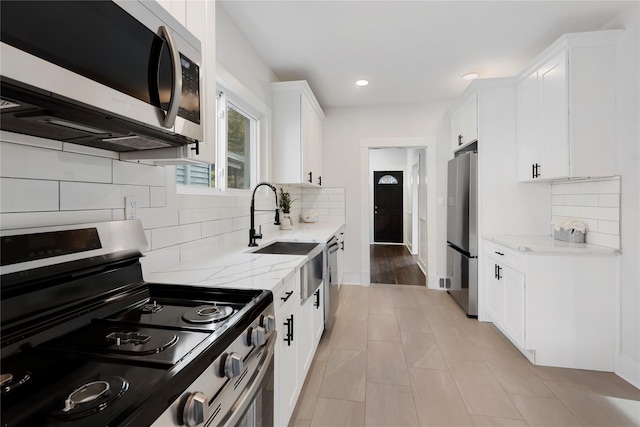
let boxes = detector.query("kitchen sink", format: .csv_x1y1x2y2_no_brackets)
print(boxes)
253,241,324,300
253,241,320,255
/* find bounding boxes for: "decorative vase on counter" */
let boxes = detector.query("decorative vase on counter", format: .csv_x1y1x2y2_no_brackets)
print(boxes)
280,212,293,230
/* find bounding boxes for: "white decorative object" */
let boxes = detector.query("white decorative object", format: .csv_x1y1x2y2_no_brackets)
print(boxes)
301,210,318,223
551,217,588,243
280,213,293,230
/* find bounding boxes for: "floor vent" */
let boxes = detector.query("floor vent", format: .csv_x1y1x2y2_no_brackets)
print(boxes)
439,277,451,289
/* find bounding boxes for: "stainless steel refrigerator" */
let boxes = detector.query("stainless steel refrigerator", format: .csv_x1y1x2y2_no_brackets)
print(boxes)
446,151,478,317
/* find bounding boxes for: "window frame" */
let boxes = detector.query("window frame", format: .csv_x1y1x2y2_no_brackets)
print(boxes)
175,66,267,195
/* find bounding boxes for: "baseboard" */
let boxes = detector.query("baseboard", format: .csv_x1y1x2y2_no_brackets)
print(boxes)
617,352,640,389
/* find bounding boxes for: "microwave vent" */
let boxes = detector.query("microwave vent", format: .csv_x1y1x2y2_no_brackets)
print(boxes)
101,135,173,150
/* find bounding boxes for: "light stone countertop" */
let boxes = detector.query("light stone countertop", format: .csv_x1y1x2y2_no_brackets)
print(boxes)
483,234,620,254
145,221,344,292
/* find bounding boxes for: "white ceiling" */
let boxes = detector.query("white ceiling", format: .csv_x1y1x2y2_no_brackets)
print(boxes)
218,1,632,109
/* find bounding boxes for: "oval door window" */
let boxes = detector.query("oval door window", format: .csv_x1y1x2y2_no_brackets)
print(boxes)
377,174,399,185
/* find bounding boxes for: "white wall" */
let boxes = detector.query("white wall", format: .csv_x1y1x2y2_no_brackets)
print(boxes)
601,3,640,388
323,102,451,286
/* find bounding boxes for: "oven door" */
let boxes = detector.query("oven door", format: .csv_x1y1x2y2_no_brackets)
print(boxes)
222,335,275,427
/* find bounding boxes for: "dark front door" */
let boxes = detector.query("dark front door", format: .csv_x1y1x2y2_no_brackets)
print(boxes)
373,171,403,243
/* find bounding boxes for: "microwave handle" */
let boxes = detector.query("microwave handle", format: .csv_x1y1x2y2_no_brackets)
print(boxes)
159,26,182,129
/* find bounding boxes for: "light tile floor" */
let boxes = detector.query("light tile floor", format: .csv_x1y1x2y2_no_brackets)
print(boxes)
289,284,640,427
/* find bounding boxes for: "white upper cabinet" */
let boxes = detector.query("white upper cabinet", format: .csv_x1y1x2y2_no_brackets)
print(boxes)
271,81,325,186
450,90,478,152
516,30,621,182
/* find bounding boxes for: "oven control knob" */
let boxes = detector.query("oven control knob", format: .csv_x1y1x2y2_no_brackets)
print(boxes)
261,314,276,333
183,391,208,427
223,352,243,378
249,326,267,347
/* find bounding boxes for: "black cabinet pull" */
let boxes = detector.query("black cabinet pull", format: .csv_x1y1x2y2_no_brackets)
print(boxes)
458,134,463,146
314,289,320,308
532,163,541,178
281,291,293,302
497,265,502,280
284,314,294,346
308,171,313,183
494,251,504,256
318,176,322,186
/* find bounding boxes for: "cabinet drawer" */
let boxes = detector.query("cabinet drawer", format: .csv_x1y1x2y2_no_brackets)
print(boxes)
485,241,523,272
274,271,298,312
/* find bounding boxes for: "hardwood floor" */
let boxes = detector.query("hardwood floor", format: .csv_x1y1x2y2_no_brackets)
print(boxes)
369,244,425,286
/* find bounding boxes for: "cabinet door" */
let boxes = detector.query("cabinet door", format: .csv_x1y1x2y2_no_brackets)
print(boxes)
516,71,541,182
463,92,478,144
302,96,323,185
275,276,298,427
539,50,569,180
312,286,324,346
451,107,464,152
298,295,314,383
502,266,525,349
484,258,504,323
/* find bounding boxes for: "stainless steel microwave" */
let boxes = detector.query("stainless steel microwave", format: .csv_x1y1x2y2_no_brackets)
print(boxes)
0,0,202,153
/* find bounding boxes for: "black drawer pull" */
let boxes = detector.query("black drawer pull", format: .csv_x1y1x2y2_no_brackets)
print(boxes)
494,251,504,256
281,291,293,302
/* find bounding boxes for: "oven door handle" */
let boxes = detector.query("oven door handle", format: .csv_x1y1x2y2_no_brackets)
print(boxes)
221,334,276,427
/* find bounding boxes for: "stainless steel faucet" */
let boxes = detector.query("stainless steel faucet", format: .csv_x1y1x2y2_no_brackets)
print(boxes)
249,182,280,246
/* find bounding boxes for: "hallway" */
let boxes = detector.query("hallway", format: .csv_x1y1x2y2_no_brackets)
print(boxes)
369,244,425,286
289,285,640,427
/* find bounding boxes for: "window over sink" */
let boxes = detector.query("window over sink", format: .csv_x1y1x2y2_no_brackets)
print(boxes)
176,76,261,193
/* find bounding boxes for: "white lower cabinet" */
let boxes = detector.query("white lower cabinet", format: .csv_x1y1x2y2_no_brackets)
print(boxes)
274,273,298,427
298,295,314,382
312,286,324,346
483,239,617,371
275,273,326,426
501,266,525,349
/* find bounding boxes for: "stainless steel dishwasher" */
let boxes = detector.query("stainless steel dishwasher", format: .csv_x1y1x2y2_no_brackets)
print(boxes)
324,233,341,330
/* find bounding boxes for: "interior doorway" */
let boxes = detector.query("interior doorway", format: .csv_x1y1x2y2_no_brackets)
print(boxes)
373,170,403,243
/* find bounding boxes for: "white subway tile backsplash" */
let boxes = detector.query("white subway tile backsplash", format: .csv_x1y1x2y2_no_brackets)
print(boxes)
150,187,166,207
1,142,112,183
179,208,219,225
1,130,63,150
113,160,165,186
598,194,620,208
579,206,619,221
0,210,113,229
151,223,201,250
202,218,233,238
551,177,620,249
60,182,150,210
551,183,578,195
597,220,620,235
552,205,582,217
0,178,58,212
579,179,620,194
0,135,346,277
586,232,620,249
138,207,180,229
564,194,598,207
62,142,119,159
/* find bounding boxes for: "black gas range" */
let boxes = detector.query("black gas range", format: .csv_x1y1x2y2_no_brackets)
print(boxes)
1,220,275,427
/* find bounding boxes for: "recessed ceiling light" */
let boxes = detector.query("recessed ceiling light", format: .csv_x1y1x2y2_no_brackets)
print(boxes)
462,72,479,80
356,79,369,87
